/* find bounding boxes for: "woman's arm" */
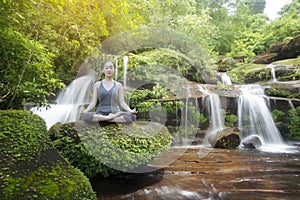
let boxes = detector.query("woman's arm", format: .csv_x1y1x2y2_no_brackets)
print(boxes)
83,82,99,113
117,82,136,113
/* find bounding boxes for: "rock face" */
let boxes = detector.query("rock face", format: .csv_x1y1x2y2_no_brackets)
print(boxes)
0,110,96,200
254,34,300,64
207,127,241,149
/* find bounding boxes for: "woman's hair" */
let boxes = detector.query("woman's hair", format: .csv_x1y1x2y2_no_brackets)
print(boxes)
103,61,114,68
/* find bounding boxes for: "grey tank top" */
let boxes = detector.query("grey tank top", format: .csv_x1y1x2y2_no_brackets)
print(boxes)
96,81,120,115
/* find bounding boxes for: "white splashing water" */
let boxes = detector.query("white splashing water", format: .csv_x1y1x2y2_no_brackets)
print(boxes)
204,93,225,132
266,63,277,82
32,73,95,129
238,85,284,145
123,56,128,88
219,72,232,85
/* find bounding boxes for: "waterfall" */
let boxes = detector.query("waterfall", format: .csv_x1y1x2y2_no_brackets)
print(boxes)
123,56,128,88
204,93,225,132
32,71,95,129
198,85,224,132
266,64,277,82
288,100,295,110
238,85,284,145
219,72,232,85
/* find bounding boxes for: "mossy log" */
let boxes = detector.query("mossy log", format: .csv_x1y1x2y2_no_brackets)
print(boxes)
0,110,96,200
207,127,241,149
48,121,172,178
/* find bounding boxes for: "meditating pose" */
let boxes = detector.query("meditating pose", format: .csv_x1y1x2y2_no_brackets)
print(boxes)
82,61,137,122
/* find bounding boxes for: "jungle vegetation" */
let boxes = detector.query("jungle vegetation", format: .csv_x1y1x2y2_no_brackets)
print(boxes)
1,0,300,109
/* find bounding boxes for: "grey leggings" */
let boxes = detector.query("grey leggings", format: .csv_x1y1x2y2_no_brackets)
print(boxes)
81,112,136,122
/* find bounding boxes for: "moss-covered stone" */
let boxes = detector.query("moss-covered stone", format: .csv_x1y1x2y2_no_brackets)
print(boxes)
48,121,172,178
0,110,96,200
265,81,300,99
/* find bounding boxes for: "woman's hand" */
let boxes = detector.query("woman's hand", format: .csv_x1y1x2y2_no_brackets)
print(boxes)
130,108,137,114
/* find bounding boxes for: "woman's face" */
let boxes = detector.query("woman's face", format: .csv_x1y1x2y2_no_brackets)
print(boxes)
103,64,114,77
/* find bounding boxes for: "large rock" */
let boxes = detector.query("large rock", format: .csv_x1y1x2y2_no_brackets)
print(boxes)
207,127,241,149
254,34,300,64
0,110,96,200
48,121,172,178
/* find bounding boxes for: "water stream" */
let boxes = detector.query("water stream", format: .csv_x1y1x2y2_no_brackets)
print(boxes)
238,85,284,145
32,71,95,129
219,72,232,85
266,63,277,82
123,56,128,88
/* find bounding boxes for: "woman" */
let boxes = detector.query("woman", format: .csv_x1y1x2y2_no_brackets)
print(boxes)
82,61,137,122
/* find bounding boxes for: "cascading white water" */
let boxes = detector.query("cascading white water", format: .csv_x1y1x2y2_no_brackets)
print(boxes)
204,93,225,132
288,100,295,110
238,85,284,145
266,63,277,82
219,72,232,85
123,56,128,88
32,71,95,129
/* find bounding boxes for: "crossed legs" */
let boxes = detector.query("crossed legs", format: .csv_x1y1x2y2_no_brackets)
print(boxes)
92,111,124,122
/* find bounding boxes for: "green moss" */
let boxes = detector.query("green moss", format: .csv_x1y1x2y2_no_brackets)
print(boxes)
1,163,95,200
265,87,300,99
48,121,172,178
274,57,300,66
0,110,96,200
0,110,49,166
228,63,266,84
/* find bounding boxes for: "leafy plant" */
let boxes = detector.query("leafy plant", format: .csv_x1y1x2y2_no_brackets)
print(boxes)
225,114,238,127
288,107,300,140
0,29,64,109
272,109,285,125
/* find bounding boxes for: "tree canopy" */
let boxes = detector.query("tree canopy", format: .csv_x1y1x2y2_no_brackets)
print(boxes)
0,0,299,109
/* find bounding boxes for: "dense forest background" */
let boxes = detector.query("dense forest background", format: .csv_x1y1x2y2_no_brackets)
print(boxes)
1,0,299,109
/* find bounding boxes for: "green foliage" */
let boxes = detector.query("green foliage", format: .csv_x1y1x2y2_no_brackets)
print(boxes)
242,0,266,14
0,110,96,200
146,0,218,54
0,28,64,109
272,109,285,125
288,107,300,140
48,121,172,178
151,83,169,99
225,114,238,127
126,49,206,84
264,1,300,45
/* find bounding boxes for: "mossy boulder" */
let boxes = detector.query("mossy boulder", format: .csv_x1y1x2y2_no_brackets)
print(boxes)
48,121,172,178
0,110,96,200
266,81,300,99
